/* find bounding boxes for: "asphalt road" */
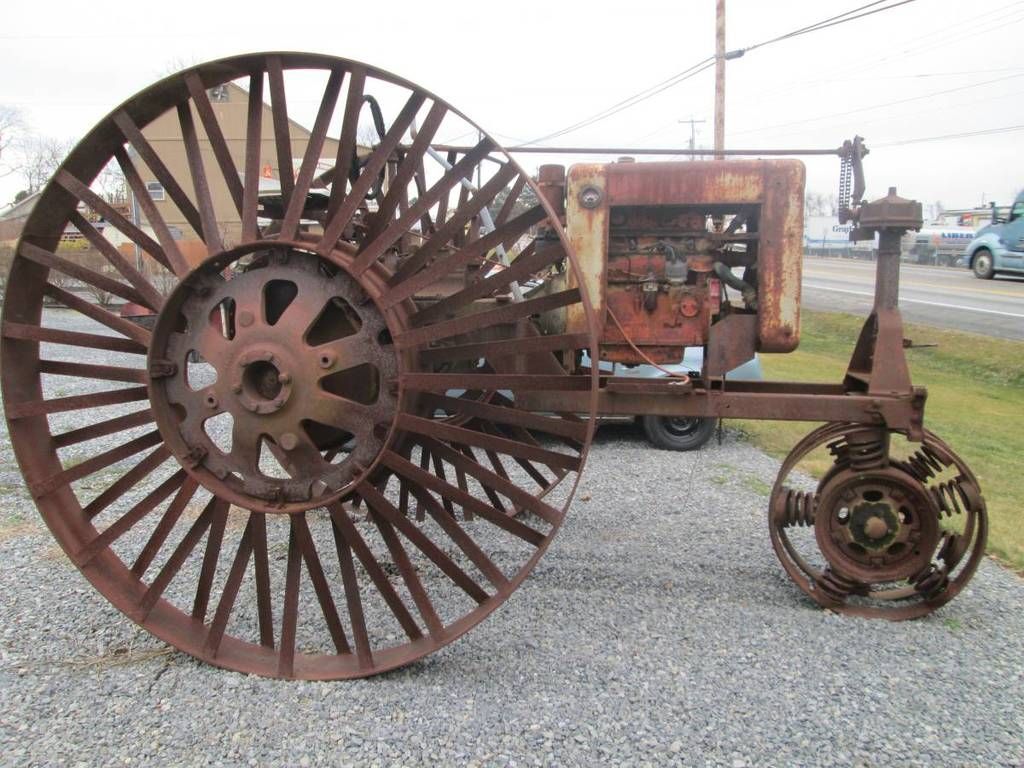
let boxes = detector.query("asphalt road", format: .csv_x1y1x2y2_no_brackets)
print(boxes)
801,257,1024,341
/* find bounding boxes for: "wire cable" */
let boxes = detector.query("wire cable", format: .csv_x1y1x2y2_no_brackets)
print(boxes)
874,124,1024,147
523,0,919,147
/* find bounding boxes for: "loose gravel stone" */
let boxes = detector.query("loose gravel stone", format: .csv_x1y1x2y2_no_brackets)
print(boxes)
0,309,1021,766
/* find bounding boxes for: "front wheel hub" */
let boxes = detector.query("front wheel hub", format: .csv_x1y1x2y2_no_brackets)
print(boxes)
814,466,940,583
148,245,399,513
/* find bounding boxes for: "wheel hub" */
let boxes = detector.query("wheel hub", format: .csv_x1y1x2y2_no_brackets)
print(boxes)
814,466,940,583
149,245,399,513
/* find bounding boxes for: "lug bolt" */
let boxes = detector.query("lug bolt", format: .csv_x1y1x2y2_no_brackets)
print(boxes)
205,394,219,409
277,371,292,385
238,310,254,327
279,432,299,451
319,352,336,369
232,384,242,394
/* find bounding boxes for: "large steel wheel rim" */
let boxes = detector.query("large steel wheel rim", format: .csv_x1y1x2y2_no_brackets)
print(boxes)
2,52,599,678
768,423,987,620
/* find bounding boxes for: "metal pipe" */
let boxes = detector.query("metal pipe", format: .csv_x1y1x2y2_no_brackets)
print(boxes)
874,229,902,311
426,144,844,157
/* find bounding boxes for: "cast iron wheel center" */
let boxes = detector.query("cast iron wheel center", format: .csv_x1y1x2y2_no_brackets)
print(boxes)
814,467,940,583
148,245,400,513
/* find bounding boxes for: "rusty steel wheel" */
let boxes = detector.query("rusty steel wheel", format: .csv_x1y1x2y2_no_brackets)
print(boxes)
1,52,599,678
768,423,987,620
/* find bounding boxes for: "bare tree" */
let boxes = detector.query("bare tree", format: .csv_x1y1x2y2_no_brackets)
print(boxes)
0,105,25,179
95,159,128,205
18,135,72,195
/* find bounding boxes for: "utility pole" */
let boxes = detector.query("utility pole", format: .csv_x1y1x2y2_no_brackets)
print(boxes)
678,117,706,160
714,0,726,160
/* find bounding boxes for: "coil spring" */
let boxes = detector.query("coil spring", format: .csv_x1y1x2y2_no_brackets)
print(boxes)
774,486,816,527
912,564,949,599
896,445,947,483
815,567,860,605
826,431,889,473
930,477,971,518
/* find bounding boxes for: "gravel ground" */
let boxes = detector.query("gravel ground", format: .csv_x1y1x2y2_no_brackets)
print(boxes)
0,309,1022,767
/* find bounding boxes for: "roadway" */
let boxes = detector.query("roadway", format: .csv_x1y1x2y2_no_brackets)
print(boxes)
800,257,1024,341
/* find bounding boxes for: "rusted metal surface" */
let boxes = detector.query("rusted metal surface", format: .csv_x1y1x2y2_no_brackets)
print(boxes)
768,424,987,619
0,50,989,680
1,52,599,680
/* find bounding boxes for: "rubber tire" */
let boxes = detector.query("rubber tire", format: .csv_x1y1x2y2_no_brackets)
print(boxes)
972,248,995,279
641,414,717,451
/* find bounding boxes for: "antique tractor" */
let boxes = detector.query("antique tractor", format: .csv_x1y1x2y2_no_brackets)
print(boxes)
1,53,987,679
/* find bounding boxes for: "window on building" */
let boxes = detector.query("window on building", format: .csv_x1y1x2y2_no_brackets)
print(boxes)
146,181,165,201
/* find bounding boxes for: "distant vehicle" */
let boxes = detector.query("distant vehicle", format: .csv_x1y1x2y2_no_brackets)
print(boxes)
964,190,1024,279
586,348,764,451
905,224,976,267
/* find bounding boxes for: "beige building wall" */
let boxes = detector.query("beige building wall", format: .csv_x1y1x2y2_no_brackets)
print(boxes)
136,82,339,265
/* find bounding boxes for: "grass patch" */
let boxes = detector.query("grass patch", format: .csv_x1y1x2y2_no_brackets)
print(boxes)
732,309,1024,571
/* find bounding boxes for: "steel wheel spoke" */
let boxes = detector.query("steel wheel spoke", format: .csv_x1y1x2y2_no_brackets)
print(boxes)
113,110,205,239
3,322,147,355
131,478,200,577
317,91,426,254
184,71,245,217
41,284,152,347
331,520,373,669
350,138,495,276
115,146,190,276
52,408,154,449
178,101,223,257
19,242,153,310
381,451,546,546
140,495,219,618
329,504,422,641
364,101,447,240
321,66,364,209
359,481,489,604
279,68,344,240
394,289,581,350
267,56,295,211
241,73,265,243
82,445,171,519
192,498,229,621
79,470,187,565
293,514,351,654
205,516,256,655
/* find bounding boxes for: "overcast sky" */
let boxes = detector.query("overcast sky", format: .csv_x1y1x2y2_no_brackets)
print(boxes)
2,0,1022,214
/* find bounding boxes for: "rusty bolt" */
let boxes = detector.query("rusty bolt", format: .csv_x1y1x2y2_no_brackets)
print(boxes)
279,432,299,451
149,359,177,379
238,310,255,327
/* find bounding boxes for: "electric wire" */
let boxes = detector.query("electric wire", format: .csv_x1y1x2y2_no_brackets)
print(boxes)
523,0,919,147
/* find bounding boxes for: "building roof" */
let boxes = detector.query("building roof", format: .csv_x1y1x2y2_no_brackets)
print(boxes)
0,191,41,222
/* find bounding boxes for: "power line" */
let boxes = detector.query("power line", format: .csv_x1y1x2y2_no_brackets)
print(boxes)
522,58,715,145
730,72,1024,138
523,0,918,146
742,0,915,55
736,1,1024,104
875,124,1024,147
